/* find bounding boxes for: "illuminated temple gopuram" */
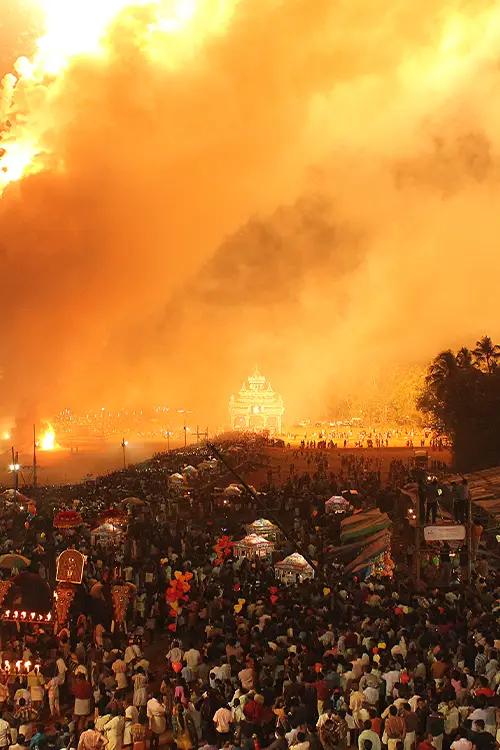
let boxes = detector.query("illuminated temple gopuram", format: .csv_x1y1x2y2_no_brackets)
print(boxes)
229,368,285,434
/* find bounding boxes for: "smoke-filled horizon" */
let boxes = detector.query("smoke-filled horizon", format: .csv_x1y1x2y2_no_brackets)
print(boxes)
0,0,499,428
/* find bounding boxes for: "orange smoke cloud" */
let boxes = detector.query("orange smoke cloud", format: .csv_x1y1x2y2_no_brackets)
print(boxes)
0,0,499,426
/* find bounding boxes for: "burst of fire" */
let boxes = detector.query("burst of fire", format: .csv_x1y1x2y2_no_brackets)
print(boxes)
0,0,236,192
40,424,57,450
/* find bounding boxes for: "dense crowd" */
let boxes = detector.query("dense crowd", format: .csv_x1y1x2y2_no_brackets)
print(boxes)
0,439,497,750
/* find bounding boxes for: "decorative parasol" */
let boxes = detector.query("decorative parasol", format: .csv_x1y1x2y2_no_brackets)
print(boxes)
53,510,83,529
0,554,31,570
99,508,128,526
233,534,274,559
275,552,314,581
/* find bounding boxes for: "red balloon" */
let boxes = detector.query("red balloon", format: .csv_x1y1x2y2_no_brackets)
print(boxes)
167,623,177,632
172,661,182,673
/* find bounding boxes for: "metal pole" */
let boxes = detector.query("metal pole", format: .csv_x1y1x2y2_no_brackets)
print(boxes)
11,446,15,491
184,420,187,448
33,424,37,488
415,501,421,584
15,450,19,492
467,486,473,583
121,438,127,470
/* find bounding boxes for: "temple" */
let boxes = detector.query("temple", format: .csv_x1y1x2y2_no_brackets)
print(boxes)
229,368,285,434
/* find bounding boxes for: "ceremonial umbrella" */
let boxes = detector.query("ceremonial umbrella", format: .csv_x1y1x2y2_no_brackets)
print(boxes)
0,554,31,570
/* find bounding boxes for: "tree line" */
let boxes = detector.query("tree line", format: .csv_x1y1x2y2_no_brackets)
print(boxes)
418,336,500,471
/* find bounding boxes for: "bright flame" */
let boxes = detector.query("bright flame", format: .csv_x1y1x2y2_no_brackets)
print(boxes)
40,424,57,450
30,0,208,73
0,0,236,193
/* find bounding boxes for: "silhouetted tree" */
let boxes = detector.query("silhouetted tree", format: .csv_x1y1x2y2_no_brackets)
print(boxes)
456,347,473,369
473,335,500,373
418,337,500,470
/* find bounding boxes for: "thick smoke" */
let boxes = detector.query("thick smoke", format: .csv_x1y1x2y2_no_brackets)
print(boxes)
0,0,499,429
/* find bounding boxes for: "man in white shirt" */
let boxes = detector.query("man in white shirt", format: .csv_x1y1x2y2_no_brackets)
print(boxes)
184,647,201,672
124,642,141,666
213,705,233,739
238,667,254,690
0,717,10,750
147,696,166,750
166,642,183,666
56,656,68,686
363,686,379,706
212,661,231,683
382,666,401,698
450,735,472,750
359,721,381,750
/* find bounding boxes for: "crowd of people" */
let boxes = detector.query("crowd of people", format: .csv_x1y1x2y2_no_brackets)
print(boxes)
0,438,497,750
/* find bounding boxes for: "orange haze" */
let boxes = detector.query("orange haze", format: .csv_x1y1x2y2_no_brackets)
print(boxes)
0,0,499,429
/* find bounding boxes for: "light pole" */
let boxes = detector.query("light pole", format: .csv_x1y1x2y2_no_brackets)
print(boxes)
177,409,192,448
33,424,38,488
121,438,128,470
9,447,20,492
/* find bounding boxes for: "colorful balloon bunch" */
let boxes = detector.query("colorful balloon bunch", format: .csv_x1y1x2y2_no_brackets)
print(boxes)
213,535,233,565
165,570,193,632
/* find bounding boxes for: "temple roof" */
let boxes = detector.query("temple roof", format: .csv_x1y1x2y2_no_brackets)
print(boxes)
229,368,285,419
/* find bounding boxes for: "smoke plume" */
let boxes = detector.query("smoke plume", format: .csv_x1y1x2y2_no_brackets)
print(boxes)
0,0,499,429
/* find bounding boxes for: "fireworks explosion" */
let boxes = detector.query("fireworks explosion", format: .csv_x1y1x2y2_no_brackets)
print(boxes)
0,0,499,428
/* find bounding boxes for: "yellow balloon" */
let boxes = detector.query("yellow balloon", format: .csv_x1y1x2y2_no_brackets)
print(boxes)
323,587,331,596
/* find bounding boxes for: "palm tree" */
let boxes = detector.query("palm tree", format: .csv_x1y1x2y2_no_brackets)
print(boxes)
456,347,473,369
473,335,500,373
426,350,458,389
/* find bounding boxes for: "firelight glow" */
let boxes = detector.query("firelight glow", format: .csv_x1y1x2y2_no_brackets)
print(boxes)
40,424,57,451
0,0,235,193
33,0,199,73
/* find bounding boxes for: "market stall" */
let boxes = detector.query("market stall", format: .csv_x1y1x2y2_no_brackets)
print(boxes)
233,533,274,560
275,552,314,583
245,518,281,542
